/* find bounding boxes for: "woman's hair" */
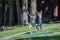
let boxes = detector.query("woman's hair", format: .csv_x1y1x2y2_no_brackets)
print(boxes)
38,10,42,13
40,10,43,13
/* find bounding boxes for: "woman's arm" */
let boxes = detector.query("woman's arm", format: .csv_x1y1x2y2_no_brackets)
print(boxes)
27,11,32,17
37,12,40,16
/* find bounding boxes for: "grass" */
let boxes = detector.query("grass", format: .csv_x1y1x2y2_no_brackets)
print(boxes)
43,26,60,32
0,23,60,39
12,34,60,40
18,35,60,40
11,23,60,40
0,26,29,38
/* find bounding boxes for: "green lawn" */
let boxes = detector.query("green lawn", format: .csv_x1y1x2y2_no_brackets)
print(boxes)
0,26,29,38
13,34,60,40
16,35,60,40
0,23,60,39
11,23,60,40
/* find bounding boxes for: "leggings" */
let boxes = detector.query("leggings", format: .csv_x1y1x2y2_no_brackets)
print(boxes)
36,24,42,31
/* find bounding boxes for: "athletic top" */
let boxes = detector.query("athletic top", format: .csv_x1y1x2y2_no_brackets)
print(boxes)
30,15,36,23
38,18,42,24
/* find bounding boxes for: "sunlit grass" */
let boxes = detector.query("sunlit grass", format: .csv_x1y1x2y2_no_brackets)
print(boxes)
0,26,28,38
0,23,60,38
11,23,60,40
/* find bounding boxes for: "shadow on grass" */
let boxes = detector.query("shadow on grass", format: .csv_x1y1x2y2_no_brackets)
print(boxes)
15,35,60,40
4,28,15,30
0,27,15,32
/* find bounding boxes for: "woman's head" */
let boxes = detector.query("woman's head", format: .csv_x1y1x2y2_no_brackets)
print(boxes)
38,10,42,15
40,10,42,13
31,13,35,16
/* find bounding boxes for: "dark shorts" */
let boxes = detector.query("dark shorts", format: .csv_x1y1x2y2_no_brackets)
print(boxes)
37,24,42,26
31,23,36,27
37,24,42,30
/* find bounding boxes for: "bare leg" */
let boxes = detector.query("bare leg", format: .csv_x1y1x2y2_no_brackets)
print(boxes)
29,25,32,34
34,27,37,31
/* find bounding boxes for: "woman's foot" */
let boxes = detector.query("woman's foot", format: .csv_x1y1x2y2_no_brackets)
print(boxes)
39,29,42,32
30,32,32,34
34,27,37,31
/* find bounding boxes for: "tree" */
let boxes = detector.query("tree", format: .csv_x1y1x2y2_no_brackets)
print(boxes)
0,0,2,26
9,0,14,26
16,0,20,26
4,0,9,26
31,0,36,14
0,0,4,30
22,0,28,24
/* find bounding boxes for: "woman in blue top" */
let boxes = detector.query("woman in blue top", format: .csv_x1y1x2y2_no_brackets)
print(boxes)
37,10,42,31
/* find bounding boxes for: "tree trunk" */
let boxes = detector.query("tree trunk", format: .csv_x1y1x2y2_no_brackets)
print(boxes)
4,0,9,26
31,0,36,14
16,0,20,26
0,0,3,26
9,0,13,26
22,0,28,24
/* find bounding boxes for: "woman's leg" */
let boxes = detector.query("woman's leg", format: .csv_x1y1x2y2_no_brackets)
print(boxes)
29,24,32,34
36,24,40,31
34,24,37,31
39,24,42,31
34,26,37,31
